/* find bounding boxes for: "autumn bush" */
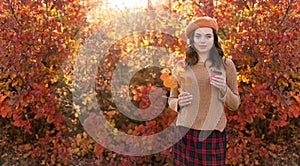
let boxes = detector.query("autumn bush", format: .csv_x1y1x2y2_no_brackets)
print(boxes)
1,0,299,165
0,0,87,164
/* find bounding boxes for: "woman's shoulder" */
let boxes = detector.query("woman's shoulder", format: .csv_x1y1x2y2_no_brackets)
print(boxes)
223,57,236,67
223,58,237,72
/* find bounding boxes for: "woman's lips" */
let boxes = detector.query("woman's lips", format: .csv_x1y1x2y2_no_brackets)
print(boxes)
198,45,207,49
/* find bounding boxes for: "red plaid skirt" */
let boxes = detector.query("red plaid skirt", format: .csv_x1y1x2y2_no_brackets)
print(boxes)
173,126,226,166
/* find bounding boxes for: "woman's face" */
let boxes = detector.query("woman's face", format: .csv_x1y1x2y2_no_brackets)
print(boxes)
193,27,214,54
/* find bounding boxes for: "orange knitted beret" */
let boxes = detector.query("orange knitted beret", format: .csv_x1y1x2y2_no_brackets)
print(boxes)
185,16,218,38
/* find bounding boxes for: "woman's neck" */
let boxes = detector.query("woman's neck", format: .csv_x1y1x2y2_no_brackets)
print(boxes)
197,52,209,62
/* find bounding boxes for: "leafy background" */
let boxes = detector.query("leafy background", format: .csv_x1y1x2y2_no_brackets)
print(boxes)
0,0,299,165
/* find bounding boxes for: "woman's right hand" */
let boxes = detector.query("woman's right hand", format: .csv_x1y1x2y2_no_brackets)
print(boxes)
178,91,193,107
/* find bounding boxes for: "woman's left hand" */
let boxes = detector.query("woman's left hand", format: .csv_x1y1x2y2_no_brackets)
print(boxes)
211,74,227,95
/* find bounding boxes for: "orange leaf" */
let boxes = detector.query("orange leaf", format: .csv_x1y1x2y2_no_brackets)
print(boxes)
160,72,170,81
0,94,7,102
163,76,178,88
294,93,300,103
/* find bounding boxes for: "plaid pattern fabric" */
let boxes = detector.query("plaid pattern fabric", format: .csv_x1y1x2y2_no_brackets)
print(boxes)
173,126,226,166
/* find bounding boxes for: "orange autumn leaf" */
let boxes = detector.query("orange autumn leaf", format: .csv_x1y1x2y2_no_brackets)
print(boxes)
163,75,178,88
0,94,7,102
160,68,170,80
160,72,170,81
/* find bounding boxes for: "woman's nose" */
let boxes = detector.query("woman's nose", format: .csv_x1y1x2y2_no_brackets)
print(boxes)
199,37,205,42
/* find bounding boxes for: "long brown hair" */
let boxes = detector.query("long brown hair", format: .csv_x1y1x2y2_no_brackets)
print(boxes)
185,29,225,69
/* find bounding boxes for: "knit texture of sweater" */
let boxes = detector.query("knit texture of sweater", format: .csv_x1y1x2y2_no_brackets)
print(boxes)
168,58,240,132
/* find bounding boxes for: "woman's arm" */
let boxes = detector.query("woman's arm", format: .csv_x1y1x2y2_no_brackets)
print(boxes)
221,58,241,111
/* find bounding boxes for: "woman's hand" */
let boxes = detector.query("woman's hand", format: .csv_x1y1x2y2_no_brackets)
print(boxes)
211,74,227,95
178,91,193,107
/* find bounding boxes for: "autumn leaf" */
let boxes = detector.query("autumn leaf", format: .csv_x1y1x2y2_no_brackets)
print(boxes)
163,75,178,89
0,93,7,102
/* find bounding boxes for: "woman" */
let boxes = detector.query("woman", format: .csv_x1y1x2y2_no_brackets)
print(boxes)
168,16,240,165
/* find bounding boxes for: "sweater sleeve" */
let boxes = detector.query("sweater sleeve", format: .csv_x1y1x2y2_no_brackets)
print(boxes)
168,87,180,112
223,58,241,111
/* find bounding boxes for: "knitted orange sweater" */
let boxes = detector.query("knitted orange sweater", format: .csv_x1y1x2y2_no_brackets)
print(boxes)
168,58,240,131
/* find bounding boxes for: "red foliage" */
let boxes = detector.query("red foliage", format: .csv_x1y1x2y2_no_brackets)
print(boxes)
0,0,85,164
